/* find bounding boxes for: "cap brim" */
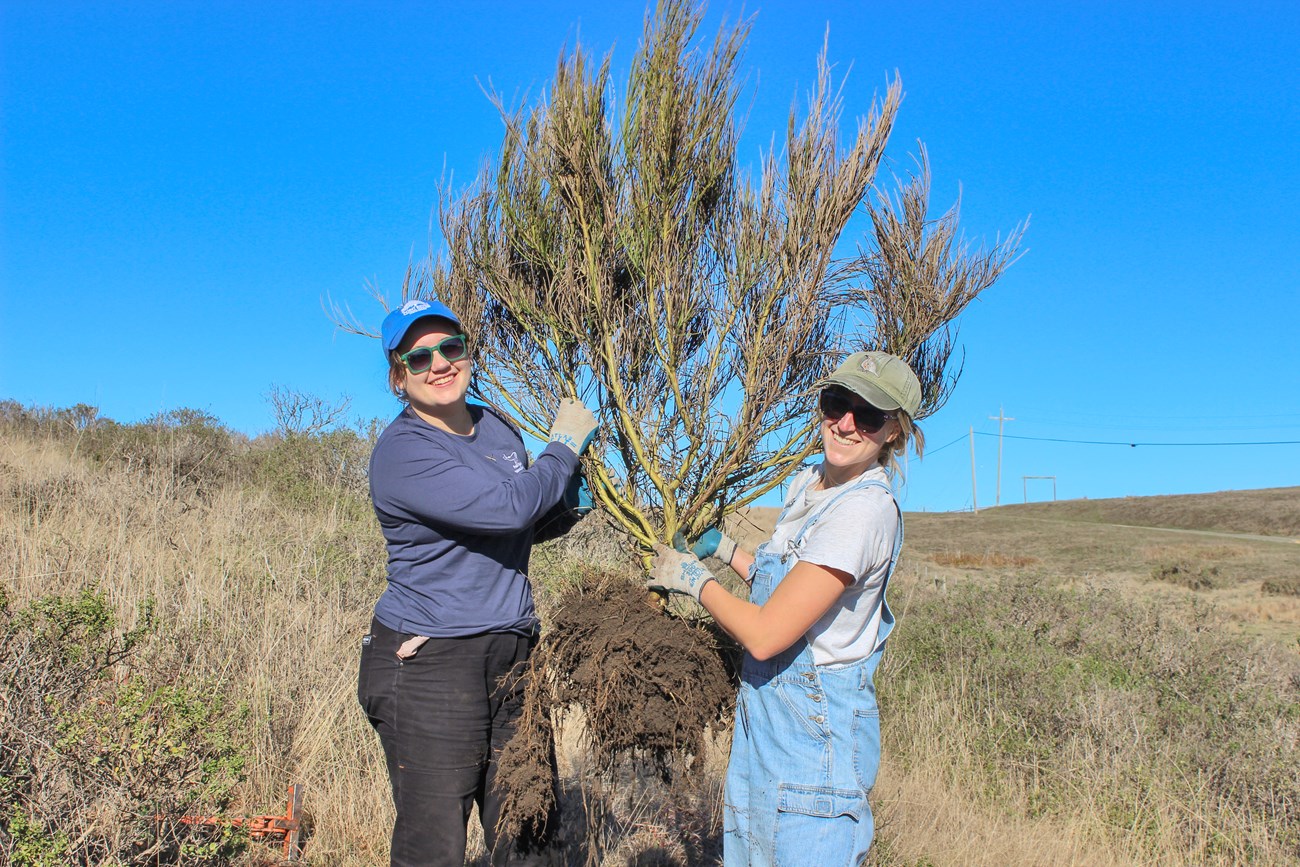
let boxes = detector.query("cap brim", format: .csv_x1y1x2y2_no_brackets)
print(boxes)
821,376,903,411
383,312,462,352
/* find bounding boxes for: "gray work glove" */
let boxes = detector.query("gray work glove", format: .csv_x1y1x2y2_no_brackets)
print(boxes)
647,544,715,601
548,399,598,456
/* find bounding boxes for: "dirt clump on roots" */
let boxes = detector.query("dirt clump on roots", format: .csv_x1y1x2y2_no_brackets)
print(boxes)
549,579,736,766
494,577,737,840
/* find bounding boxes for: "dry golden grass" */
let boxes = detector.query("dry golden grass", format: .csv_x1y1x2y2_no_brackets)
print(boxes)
871,760,1130,867
872,562,1300,866
897,503,1300,651
5,423,1298,865
995,487,1300,538
2,434,393,865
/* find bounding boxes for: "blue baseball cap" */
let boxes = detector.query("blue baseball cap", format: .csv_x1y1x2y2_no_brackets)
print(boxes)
380,299,462,355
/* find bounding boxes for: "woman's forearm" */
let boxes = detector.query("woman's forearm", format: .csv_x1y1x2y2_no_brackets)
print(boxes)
726,546,755,584
699,560,849,661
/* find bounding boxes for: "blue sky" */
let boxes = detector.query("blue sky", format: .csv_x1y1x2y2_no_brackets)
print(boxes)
3,1,1297,512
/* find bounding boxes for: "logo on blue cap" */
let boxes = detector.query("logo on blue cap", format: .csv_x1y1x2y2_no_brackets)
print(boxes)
381,298,462,354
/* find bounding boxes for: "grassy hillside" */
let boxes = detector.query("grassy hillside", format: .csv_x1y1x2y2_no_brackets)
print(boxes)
734,488,1300,647
990,487,1300,538
3,403,1298,865
904,491,1300,648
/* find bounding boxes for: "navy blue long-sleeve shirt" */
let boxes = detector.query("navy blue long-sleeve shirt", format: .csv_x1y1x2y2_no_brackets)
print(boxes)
369,404,579,637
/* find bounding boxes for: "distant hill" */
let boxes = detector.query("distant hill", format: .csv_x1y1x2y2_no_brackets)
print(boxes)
732,486,1300,543
728,485,1299,650
987,486,1300,538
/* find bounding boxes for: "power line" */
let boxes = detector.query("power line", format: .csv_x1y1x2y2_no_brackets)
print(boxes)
973,432,1300,447
925,432,969,456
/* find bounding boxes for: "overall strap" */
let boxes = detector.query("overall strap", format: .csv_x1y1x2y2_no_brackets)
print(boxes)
853,478,904,656
774,469,821,526
791,476,901,553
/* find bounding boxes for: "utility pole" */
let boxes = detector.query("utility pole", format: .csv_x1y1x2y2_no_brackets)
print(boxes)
969,426,978,513
988,406,1015,506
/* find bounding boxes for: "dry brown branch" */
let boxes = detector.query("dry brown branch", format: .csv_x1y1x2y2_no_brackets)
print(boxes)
395,1,902,550
334,0,1024,551
838,145,1027,417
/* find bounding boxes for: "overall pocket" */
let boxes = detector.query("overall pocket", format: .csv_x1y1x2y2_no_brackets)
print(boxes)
852,707,882,792
774,784,864,866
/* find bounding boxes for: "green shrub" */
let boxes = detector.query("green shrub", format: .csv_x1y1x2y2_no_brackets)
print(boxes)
4,804,72,867
0,400,101,440
1150,559,1223,590
83,408,244,495
0,591,249,865
1,399,379,513
244,427,374,510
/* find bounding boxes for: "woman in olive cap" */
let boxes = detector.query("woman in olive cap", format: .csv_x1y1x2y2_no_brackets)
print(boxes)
649,350,924,866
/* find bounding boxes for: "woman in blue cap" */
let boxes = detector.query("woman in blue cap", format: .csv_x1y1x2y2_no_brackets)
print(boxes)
357,299,598,867
648,350,924,866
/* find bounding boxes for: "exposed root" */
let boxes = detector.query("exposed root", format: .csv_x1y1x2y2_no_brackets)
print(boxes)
496,577,736,841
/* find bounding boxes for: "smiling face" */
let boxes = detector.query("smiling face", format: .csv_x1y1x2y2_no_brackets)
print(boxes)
818,387,900,486
396,318,471,426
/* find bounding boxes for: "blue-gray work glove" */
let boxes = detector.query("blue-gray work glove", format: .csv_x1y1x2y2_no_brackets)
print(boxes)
563,472,594,516
548,399,598,455
647,544,715,601
689,528,737,564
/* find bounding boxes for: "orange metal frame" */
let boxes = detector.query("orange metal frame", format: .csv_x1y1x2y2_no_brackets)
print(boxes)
179,783,304,862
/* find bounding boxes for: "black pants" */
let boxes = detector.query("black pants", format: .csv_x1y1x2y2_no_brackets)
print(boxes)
357,617,553,867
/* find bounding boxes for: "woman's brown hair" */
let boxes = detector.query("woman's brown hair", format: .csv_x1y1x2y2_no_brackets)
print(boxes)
385,319,469,402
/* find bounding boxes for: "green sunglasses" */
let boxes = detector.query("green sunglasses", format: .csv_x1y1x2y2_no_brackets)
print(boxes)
398,334,470,372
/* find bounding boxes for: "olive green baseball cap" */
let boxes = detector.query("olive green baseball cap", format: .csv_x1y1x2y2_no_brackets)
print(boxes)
821,351,922,417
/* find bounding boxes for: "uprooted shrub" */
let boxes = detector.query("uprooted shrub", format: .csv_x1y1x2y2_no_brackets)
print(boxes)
0,590,250,866
495,579,736,842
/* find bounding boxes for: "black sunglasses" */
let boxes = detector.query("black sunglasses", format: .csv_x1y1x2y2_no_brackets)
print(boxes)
819,389,894,435
398,334,469,372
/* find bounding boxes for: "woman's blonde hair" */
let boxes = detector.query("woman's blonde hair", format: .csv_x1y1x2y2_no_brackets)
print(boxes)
879,410,924,478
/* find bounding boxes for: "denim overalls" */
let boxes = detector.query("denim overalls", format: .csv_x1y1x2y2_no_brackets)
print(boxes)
723,473,903,867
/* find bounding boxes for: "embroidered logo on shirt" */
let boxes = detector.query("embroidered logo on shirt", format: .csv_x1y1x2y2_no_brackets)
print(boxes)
503,451,525,474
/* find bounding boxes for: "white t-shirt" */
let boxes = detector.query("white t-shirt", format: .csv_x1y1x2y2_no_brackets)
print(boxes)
767,463,899,666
